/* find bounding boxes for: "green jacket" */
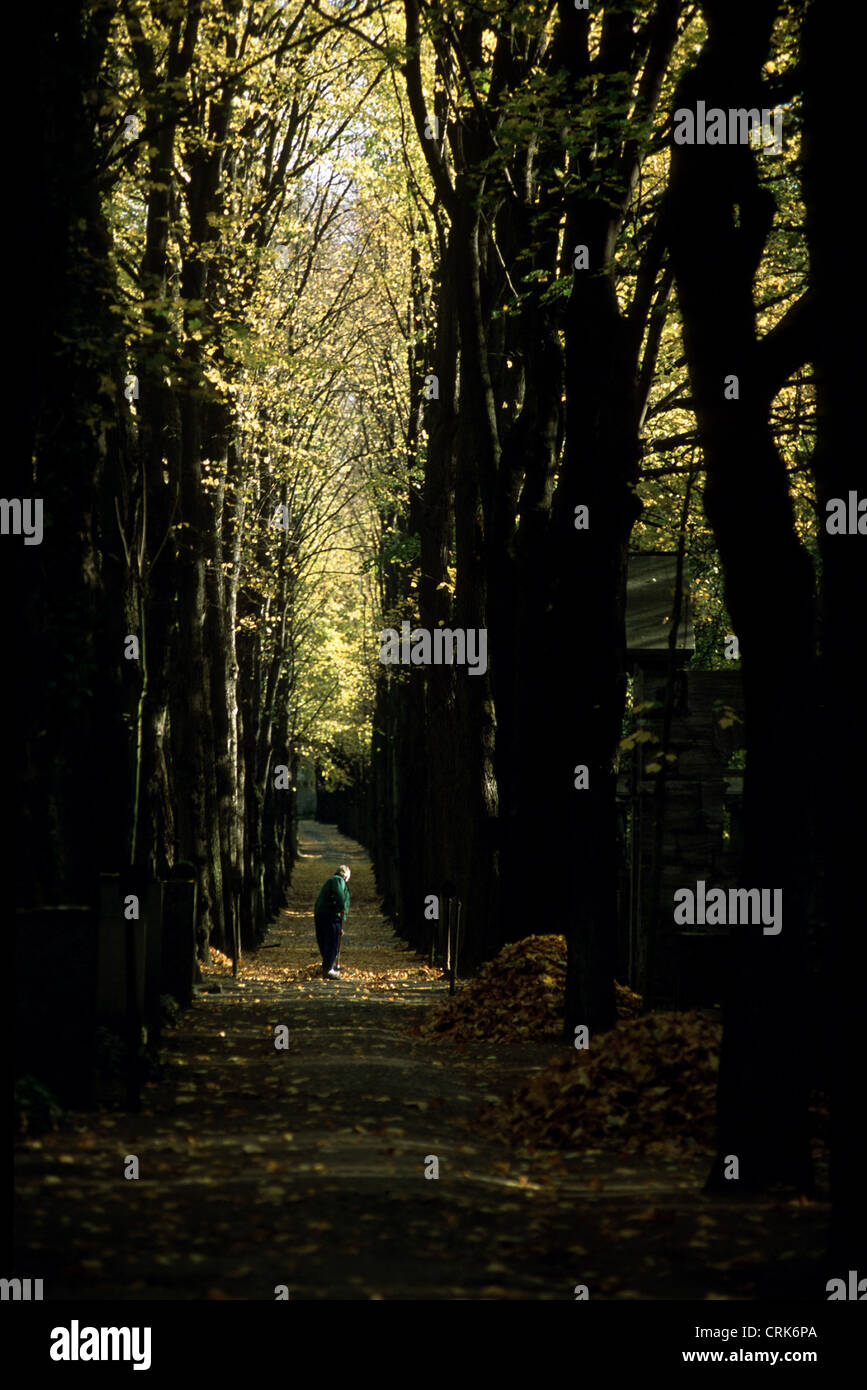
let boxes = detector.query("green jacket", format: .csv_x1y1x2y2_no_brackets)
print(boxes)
315,873,350,919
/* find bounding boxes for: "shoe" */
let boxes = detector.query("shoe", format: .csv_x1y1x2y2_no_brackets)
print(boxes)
324,968,340,979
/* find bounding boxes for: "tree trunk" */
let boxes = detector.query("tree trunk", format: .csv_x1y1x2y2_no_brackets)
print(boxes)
802,0,867,1269
668,0,815,1192
19,2,129,905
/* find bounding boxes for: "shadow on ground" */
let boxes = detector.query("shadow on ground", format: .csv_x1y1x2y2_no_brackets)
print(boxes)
13,822,828,1300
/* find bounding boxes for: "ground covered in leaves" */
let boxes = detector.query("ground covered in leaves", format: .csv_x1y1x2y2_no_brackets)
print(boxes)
14,823,830,1300
493,1010,722,1159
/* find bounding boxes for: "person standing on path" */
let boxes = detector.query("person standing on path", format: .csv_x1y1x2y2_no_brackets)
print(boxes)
314,864,351,980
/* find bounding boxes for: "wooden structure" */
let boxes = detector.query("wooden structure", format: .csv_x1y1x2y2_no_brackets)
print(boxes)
617,554,745,1008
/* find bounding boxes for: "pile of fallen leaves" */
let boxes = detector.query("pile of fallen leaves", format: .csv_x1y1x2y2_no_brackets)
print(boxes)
203,948,235,977
415,934,642,1044
492,1011,721,1156
614,980,643,1020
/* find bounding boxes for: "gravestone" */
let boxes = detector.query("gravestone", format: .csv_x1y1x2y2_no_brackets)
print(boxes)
161,869,197,1008
15,905,97,1106
97,875,145,1031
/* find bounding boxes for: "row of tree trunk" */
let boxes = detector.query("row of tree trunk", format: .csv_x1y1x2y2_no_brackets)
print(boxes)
18,2,301,959
357,0,688,1036
332,1,864,1259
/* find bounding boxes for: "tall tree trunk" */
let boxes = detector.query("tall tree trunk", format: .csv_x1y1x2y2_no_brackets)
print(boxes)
173,386,222,955
451,190,501,963
417,226,460,947
554,208,641,1036
668,0,816,1192
19,1,129,905
802,0,867,1270
549,0,682,1038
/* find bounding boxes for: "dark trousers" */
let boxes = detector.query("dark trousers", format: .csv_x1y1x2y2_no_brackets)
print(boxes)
314,912,341,972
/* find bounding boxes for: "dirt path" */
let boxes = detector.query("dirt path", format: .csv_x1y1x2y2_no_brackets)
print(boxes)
14,823,827,1300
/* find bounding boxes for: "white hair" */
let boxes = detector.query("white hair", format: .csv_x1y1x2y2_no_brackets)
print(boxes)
337,864,351,878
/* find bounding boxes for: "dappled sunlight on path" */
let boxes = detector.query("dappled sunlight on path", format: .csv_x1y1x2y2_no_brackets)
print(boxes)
14,822,828,1301
217,820,443,999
